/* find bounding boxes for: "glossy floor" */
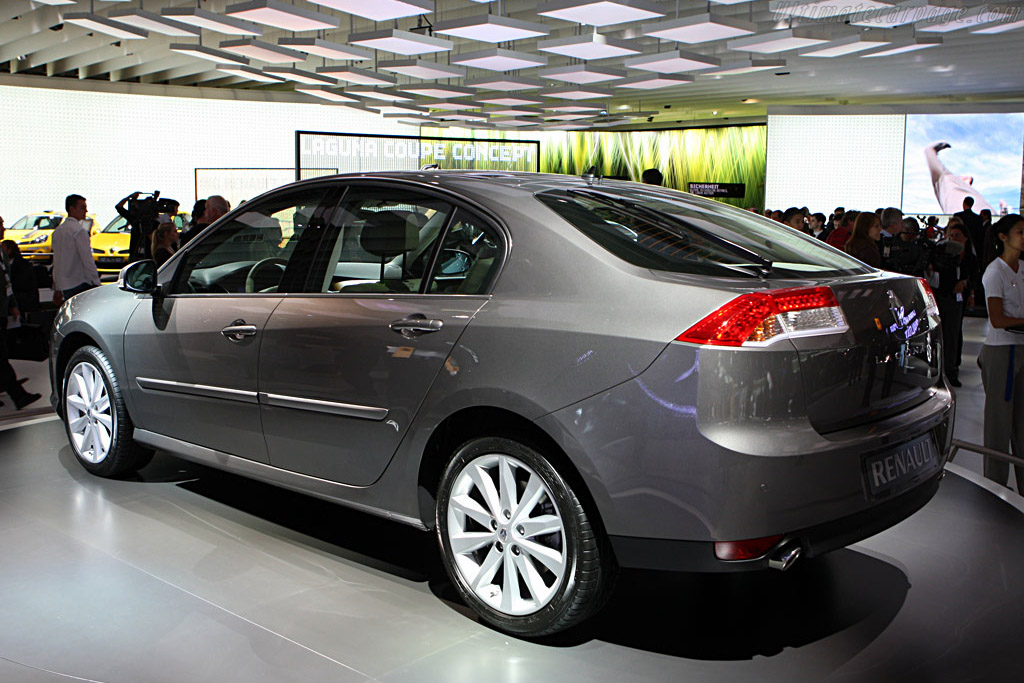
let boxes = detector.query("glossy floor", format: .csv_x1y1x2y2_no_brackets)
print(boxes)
0,318,1021,682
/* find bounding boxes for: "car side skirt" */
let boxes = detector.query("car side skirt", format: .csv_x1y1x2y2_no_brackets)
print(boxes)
133,429,428,530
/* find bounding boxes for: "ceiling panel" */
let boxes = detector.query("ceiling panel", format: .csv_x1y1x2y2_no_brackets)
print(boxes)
0,0,1020,129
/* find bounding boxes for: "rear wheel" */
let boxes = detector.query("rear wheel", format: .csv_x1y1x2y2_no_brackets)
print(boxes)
436,436,612,636
63,346,153,477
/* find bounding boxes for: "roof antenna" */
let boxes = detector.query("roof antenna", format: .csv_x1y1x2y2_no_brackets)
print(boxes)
581,165,600,185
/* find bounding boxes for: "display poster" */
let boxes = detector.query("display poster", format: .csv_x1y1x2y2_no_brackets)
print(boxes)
688,182,746,198
297,132,540,175
902,113,1024,215
195,168,336,210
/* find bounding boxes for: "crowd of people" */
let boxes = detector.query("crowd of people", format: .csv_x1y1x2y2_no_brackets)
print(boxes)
764,200,1024,492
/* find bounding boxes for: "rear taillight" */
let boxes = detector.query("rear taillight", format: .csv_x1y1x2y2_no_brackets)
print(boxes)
918,278,940,317
677,286,849,347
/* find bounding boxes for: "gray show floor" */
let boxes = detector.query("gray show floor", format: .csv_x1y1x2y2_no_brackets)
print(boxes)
0,318,1021,682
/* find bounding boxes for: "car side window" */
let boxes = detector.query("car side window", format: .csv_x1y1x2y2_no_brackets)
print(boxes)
318,188,451,294
170,187,328,295
427,208,502,295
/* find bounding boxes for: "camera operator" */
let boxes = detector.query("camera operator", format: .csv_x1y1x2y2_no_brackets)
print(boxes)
116,191,179,262
885,217,930,277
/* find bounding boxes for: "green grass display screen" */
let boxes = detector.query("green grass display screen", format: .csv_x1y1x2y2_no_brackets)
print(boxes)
539,126,767,209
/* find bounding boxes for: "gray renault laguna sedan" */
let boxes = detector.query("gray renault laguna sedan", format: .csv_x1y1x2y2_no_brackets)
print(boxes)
50,171,953,636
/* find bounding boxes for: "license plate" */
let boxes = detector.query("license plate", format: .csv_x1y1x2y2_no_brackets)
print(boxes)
98,257,124,265
863,434,940,499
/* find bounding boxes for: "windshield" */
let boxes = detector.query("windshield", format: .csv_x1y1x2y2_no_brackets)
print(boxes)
536,187,871,279
103,216,130,233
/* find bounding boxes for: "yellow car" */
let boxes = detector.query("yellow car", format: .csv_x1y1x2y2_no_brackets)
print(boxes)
9,211,96,264
91,212,192,273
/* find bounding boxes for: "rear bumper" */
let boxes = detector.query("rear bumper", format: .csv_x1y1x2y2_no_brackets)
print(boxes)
610,468,943,572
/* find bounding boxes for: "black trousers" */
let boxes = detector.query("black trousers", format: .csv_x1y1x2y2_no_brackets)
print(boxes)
0,324,20,396
936,293,965,380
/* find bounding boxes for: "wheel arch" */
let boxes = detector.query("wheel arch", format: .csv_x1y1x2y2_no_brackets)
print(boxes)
415,405,612,555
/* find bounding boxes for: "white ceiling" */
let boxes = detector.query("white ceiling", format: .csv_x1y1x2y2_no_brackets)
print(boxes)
1,0,1022,129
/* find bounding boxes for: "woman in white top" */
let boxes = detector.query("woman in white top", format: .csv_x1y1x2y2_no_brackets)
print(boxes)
979,214,1024,492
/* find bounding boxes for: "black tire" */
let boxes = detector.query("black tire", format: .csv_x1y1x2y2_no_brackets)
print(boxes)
62,346,153,478
436,436,613,637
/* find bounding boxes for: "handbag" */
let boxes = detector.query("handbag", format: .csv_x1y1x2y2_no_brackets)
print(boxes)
6,323,49,362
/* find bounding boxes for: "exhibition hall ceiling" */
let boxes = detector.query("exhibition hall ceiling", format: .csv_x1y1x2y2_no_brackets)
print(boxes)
1,0,1022,128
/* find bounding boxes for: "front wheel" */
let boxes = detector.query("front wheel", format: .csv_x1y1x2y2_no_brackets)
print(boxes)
63,346,153,477
436,436,613,636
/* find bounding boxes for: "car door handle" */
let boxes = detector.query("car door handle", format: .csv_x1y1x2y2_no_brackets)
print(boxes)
221,323,257,341
390,316,443,338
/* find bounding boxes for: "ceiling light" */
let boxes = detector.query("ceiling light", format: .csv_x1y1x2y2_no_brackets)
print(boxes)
278,38,372,61
170,44,250,65
435,15,549,43
451,49,547,71
308,0,433,22
475,95,544,106
349,29,452,56
344,87,414,102
485,106,545,116
297,87,360,103
537,33,640,60
64,13,148,40
421,100,483,110
492,119,540,127
465,75,545,91
162,8,263,36
538,0,665,28
225,1,340,31
215,64,285,82
27,0,76,5
220,39,306,63
540,102,606,112
642,14,756,43
860,36,942,56
708,58,786,75
624,50,721,73
546,113,595,121
972,17,1024,34
726,28,831,53
399,84,476,98
798,33,891,56
539,85,614,100
317,66,397,85
366,104,430,116
771,0,895,19
263,67,338,84
614,73,694,89
848,0,960,28
108,9,201,37
916,5,1004,33
538,64,626,84
379,59,466,79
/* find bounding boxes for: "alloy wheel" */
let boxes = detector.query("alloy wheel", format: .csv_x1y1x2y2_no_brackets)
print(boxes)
65,361,115,464
445,453,567,616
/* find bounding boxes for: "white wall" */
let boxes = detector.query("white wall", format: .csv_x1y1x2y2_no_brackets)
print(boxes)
766,114,906,213
0,84,416,227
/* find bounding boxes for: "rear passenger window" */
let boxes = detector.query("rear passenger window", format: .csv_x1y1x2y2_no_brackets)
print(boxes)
319,189,451,294
427,208,501,295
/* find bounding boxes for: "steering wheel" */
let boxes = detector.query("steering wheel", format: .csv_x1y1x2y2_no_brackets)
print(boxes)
245,257,288,293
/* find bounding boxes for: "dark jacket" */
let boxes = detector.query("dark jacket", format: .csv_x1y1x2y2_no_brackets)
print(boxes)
7,255,39,312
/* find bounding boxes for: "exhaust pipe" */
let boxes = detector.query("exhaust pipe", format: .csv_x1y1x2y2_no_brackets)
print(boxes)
768,543,801,571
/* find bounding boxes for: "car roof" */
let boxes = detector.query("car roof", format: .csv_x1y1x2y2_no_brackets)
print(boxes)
293,170,651,194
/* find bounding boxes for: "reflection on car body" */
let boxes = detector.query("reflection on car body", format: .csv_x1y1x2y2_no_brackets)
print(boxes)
50,171,954,638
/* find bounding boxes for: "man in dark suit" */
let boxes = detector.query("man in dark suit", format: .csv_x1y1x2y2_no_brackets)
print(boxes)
954,196,985,256
0,215,42,410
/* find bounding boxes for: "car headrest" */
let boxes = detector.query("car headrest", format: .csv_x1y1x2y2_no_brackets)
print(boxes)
360,211,418,258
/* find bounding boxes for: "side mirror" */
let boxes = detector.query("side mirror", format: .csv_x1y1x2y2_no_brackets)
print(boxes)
118,260,158,294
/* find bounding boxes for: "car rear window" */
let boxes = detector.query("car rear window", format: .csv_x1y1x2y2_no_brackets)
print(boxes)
535,188,871,279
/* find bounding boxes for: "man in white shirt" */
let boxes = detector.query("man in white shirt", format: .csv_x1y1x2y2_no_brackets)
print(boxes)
52,194,101,303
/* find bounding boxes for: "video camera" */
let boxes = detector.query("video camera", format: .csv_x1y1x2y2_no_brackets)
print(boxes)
887,235,962,276
125,191,179,224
